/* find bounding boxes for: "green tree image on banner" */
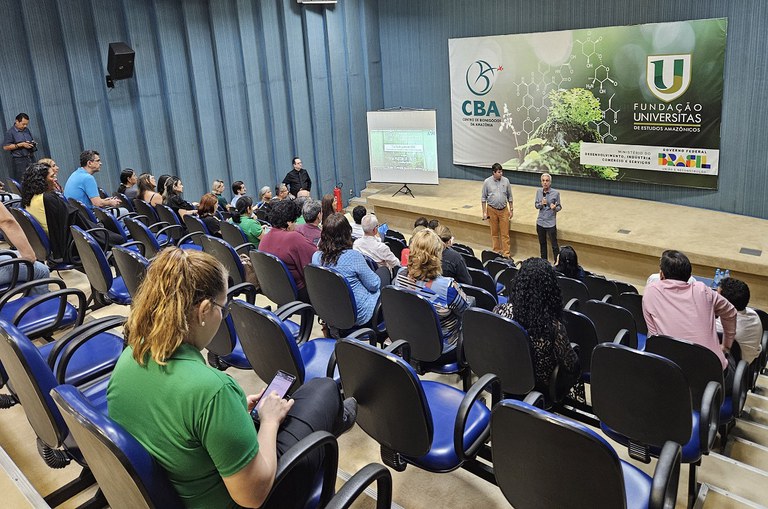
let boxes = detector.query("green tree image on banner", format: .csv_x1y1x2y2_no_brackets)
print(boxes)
448,18,727,189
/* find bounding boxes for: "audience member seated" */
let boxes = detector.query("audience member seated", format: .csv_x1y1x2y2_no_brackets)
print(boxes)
116,168,138,200
427,218,439,230
295,199,322,246
106,247,353,509
350,206,366,238
393,228,470,350
643,249,738,392
414,216,429,229
36,157,63,192
156,174,171,199
494,257,580,394
163,176,197,218
434,225,471,285
554,245,585,281
312,213,385,326
272,183,290,203
211,179,229,210
23,162,121,256
293,192,310,225
136,173,163,207
717,277,763,364
258,200,316,302
353,213,400,273
0,199,49,294
231,180,246,207
198,193,222,238
321,193,336,226
63,150,122,211
230,196,263,248
256,186,272,210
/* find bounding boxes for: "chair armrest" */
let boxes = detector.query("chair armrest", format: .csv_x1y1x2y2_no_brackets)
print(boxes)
649,441,682,509
564,298,580,311
699,380,722,454
455,373,500,462
601,294,613,303
118,241,146,256
147,221,170,232
732,359,749,417
324,463,392,509
227,282,257,304
85,227,113,250
347,327,376,346
612,329,629,345
267,431,338,509
0,277,66,307
179,231,205,246
275,301,315,345
523,391,545,408
11,288,87,338
155,224,182,244
0,250,18,258
0,258,34,291
384,339,411,363
51,315,127,384
235,242,256,255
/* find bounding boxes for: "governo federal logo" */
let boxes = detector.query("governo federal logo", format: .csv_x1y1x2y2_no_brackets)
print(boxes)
466,60,503,96
646,54,692,103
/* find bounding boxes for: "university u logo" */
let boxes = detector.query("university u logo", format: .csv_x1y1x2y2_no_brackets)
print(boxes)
646,54,692,102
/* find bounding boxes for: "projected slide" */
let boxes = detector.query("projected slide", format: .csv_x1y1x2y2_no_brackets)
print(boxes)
367,110,439,185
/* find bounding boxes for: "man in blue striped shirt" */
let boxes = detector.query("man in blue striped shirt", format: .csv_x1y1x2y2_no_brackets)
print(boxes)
534,173,561,260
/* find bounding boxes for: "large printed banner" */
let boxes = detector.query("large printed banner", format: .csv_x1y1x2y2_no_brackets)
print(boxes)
449,19,727,189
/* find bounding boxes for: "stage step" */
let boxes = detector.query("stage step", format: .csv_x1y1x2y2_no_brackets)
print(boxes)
699,452,768,506
696,484,768,509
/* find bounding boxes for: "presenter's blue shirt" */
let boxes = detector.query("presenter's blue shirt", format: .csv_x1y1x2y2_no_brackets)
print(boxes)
535,188,561,228
63,168,99,210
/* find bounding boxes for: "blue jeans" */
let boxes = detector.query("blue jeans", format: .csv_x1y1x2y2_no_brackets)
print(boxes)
0,254,50,295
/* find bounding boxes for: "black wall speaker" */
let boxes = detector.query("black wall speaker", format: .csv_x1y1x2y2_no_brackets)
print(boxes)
107,42,135,80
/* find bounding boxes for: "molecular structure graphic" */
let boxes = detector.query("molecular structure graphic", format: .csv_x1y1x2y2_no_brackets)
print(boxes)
499,31,620,143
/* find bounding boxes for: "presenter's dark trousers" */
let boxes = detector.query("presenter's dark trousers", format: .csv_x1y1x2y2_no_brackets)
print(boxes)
11,155,33,183
537,223,559,261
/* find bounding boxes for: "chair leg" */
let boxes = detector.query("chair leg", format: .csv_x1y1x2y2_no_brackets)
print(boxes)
44,468,96,507
687,462,699,509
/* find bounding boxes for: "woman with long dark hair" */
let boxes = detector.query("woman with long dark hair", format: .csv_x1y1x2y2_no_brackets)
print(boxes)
229,196,263,247
162,176,196,218
312,213,383,326
106,247,353,509
136,173,163,207
494,257,580,393
116,168,138,199
554,245,585,281
320,194,336,226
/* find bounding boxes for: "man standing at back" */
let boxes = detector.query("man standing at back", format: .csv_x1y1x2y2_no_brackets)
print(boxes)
480,163,512,258
63,150,121,210
283,156,312,198
535,172,561,261
3,113,36,182
643,250,738,392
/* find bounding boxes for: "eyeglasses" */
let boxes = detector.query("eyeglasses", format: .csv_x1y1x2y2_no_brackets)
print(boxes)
211,298,231,318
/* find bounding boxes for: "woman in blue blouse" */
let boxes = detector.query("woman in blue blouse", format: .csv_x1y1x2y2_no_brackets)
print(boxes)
312,213,382,326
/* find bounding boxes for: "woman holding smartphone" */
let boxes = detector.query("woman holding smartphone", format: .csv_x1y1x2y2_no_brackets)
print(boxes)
106,248,354,509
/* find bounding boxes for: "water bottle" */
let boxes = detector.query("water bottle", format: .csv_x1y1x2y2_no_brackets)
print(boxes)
713,268,722,289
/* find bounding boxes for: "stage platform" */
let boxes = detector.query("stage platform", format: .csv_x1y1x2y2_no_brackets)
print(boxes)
362,178,768,309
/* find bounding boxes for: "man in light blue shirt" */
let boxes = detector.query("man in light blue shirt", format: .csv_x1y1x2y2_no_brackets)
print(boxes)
63,150,121,210
534,173,561,260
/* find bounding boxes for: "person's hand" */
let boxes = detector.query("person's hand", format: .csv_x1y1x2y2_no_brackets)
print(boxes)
550,202,557,210
255,390,294,426
540,197,547,207
18,142,32,149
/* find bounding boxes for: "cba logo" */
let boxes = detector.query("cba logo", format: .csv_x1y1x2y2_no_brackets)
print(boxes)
463,60,502,117
466,60,498,96
646,54,692,102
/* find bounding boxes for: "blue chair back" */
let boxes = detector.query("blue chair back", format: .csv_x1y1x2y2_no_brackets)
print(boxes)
304,264,358,331
250,251,299,306
9,207,54,263
70,226,113,294
123,217,163,258
51,385,184,508
200,235,246,285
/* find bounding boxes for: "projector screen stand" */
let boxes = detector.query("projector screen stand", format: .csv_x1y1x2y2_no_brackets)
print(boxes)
392,184,415,198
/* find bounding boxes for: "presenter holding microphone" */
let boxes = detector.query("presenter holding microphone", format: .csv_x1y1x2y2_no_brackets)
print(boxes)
481,163,513,258
535,173,561,261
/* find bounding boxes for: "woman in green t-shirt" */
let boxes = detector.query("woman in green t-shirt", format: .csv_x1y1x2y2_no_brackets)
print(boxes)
230,196,265,248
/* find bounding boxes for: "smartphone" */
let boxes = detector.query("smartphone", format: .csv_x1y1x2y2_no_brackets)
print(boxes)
251,370,297,418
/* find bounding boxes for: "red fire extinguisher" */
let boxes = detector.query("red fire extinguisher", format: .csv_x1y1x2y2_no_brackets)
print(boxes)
333,182,343,212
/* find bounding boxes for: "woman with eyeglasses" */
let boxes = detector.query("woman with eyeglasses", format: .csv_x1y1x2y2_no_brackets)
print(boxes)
107,247,354,509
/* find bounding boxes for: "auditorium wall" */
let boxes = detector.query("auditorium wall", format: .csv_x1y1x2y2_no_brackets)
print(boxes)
376,0,768,219
0,0,383,201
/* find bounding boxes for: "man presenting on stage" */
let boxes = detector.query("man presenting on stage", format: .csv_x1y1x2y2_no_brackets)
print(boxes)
535,173,561,260
283,156,312,198
481,163,513,258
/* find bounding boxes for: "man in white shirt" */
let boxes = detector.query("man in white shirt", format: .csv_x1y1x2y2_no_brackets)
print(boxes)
353,213,400,272
717,277,763,364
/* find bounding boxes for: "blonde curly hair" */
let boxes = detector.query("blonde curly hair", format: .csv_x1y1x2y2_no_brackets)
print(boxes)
407,229,444,281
